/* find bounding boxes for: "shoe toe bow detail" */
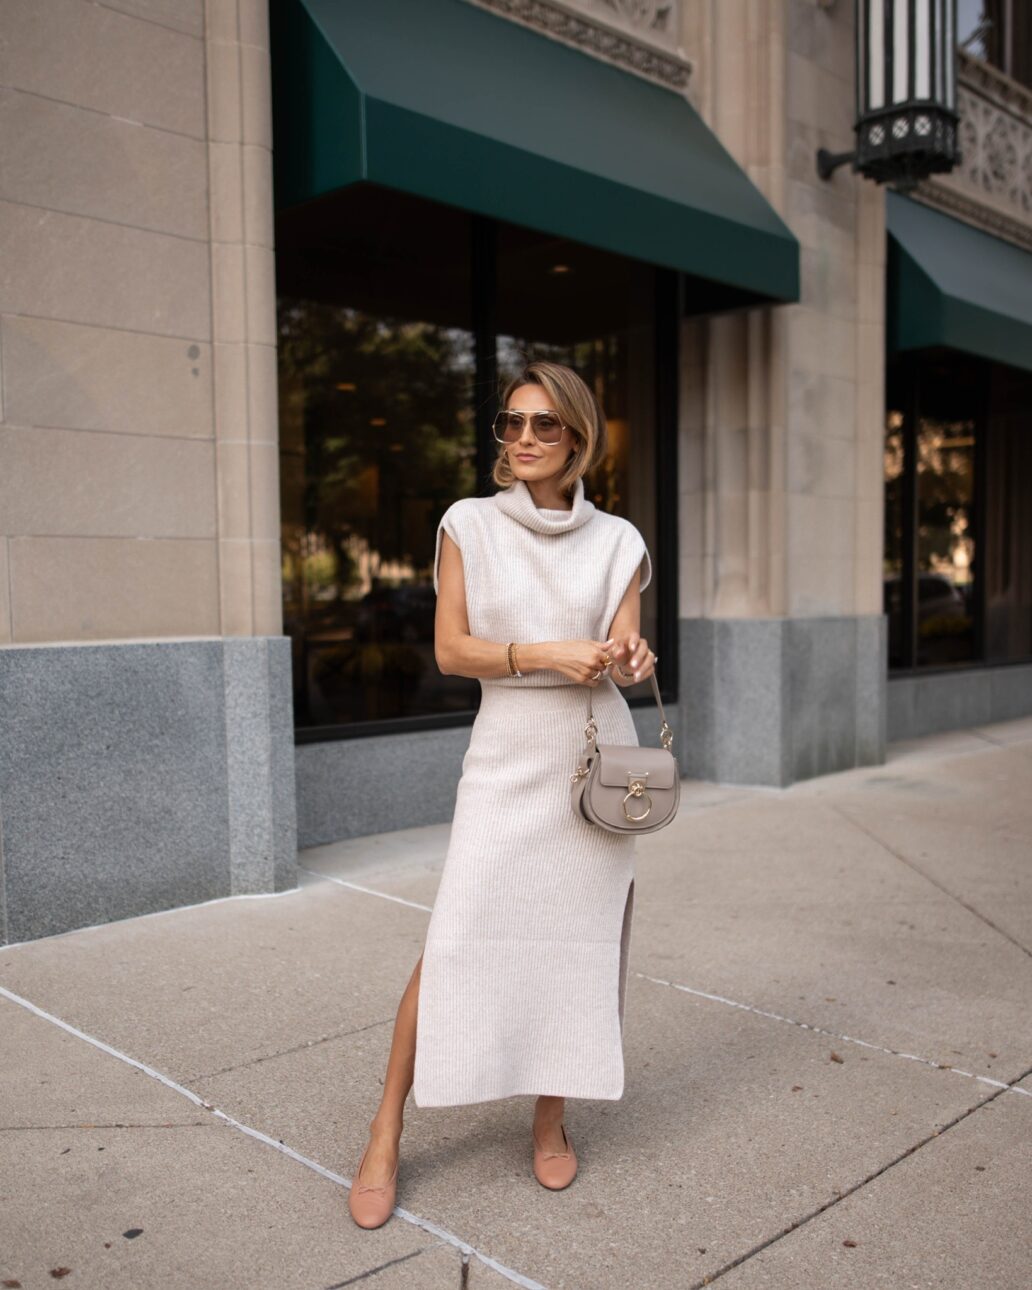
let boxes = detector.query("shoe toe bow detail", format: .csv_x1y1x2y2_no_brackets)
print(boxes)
348,1143,399,1229
532,1124,578,1190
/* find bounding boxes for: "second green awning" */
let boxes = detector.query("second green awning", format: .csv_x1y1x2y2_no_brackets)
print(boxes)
271,0,800,306
887,189,1032,374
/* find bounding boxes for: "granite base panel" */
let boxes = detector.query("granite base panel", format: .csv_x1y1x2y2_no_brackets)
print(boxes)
677,614,889,788
0,637,297,946
887,661,1032,742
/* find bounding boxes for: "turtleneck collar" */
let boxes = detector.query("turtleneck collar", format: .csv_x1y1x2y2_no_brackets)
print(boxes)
492,474,596,535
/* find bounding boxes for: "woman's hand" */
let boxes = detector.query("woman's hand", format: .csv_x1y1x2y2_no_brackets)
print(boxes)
608,633,656,685
545,638,618,686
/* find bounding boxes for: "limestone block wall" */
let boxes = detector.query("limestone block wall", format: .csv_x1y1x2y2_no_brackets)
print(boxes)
0,1,296,945
0,0,281,645
676,0,886,622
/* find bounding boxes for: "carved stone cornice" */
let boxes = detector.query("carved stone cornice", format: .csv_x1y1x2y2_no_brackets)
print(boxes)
907,178,1032,252
920,49,1032,248
462,0,693,93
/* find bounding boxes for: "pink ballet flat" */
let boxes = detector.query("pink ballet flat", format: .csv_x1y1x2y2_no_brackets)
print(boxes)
532,1122,577,1190
348,1142,399,1228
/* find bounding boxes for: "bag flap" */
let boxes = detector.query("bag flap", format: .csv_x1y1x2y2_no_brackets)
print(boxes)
595,743,676,789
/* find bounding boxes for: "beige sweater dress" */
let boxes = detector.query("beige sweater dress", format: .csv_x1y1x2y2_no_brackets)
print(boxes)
413,474,652,1107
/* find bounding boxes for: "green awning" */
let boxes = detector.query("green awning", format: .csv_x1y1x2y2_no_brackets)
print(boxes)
887,189,1032,374
270,0,800,306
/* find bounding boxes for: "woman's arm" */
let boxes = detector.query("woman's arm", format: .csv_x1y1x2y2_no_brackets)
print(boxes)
434,530,556,678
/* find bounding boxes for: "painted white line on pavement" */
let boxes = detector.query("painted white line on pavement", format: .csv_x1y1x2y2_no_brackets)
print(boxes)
0,985,547,1290
635,971,1032,1098
300,868,435,913
301,867,1032,1102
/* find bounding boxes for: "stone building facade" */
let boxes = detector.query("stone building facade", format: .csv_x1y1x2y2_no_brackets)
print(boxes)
1,0,1029,944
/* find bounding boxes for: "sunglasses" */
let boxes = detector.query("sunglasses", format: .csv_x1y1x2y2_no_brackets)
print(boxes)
492,410,572,446
492,409,570,447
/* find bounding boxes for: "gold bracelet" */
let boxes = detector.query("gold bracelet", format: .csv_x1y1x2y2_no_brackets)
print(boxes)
506,641,523,678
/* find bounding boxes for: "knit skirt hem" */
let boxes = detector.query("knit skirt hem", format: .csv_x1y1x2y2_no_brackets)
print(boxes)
412,678,639,1109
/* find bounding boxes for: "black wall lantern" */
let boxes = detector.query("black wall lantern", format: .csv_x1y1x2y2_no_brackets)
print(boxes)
818,0,961,188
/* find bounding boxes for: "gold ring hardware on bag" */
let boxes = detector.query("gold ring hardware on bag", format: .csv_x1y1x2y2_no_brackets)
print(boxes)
622,772,652,821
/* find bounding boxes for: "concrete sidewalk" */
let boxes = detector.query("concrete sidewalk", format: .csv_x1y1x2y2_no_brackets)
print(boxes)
2,718,1030,1289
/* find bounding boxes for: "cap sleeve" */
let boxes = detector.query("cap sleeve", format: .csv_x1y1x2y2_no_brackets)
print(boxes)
433,502,465,595
635,531,652,593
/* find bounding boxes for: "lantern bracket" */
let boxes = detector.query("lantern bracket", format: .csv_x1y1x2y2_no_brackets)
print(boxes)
816,147,858,181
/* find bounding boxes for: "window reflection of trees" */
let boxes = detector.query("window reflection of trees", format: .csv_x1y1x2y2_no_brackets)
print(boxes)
883,409,905,667
279,299,477,724
915,416,976,663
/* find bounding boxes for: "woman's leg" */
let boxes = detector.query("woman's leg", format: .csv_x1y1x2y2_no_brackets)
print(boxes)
353,950,423,1185
533,1094,568,1152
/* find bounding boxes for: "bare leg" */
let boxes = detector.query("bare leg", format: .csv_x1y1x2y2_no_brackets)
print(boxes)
353,950,423,1186
533,1094,568,1153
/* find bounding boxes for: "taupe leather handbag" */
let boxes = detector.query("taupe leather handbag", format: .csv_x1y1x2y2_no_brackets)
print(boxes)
570,668,680,834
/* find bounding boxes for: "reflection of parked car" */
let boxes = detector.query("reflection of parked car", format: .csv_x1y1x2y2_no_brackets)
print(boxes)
354,583,437,643
884,573,968,621
885,572,972,661
916,572,967,619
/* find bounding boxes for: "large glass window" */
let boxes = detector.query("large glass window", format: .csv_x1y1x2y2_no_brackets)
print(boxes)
276,185,673,739
277,188,479,730
985,361,1032,661
885,348,1032,672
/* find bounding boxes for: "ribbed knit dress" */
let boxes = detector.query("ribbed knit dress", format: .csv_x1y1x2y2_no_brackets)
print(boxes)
413,474,652,1108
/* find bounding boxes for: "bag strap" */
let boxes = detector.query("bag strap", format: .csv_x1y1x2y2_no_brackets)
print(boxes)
585,667,673,751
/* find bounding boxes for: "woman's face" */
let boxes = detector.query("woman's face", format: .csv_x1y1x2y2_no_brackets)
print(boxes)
502,384,576,484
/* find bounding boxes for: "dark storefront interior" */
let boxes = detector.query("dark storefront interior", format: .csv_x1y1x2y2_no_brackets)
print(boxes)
884,349,1032,673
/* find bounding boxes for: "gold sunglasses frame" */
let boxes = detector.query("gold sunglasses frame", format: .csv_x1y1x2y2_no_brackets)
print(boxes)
491,409,571,447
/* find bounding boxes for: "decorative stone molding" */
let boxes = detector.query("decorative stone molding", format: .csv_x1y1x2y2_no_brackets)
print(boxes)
910,175,1032,253
462,0,693,93
919,48,1032,250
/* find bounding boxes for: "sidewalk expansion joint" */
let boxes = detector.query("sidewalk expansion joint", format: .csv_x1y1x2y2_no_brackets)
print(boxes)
189,1016,395,1082
682,1060,1032,1289
326,1241,449,1287
828,803,1032,959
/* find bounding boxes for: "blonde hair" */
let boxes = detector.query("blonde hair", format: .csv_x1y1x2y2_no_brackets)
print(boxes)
490,360,607,498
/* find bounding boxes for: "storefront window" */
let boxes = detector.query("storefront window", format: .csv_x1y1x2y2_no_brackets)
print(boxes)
883,405,906,669
277,187,480,730
276,186,670,737
915,393,977,667
885,349,1032,672
985,362,1032,661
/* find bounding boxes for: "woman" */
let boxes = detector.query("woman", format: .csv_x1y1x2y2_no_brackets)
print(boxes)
348,360,656,1229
